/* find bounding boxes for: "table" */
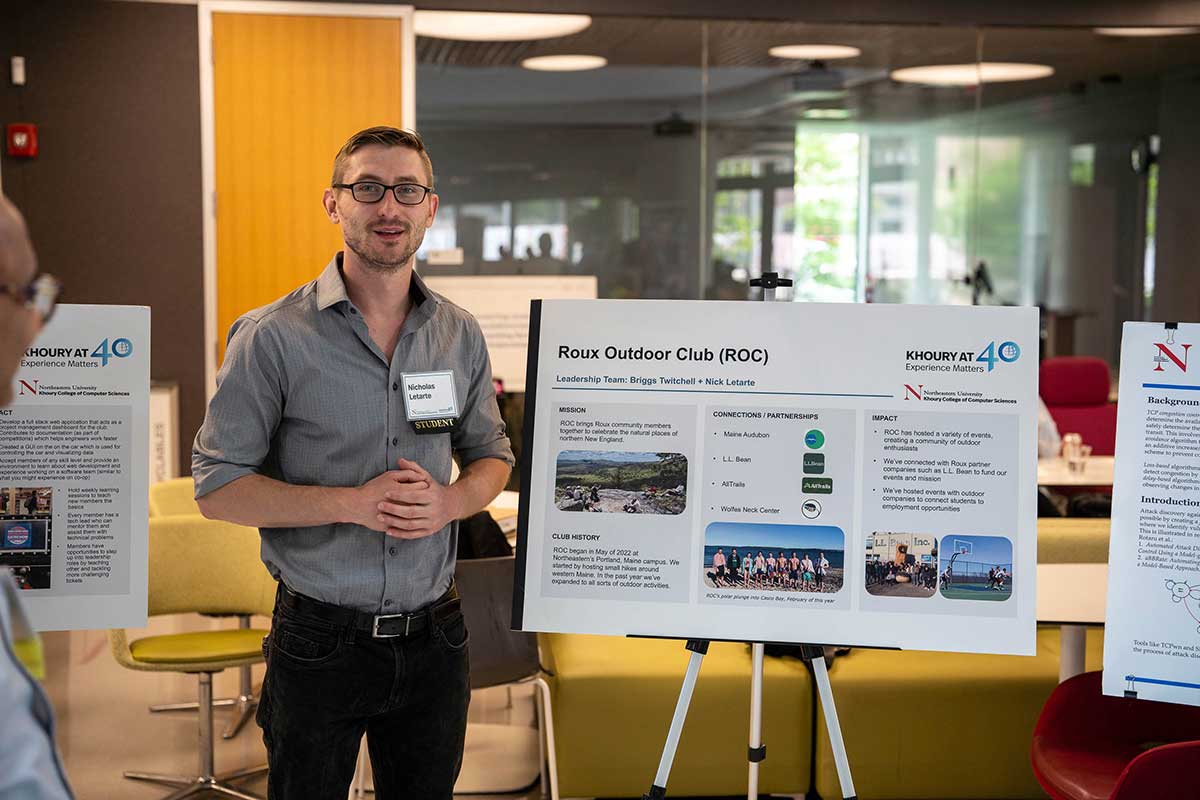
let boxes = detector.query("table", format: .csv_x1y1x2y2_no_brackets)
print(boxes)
1037,455,1115,488
485,490,520,543
1037,562,1108,682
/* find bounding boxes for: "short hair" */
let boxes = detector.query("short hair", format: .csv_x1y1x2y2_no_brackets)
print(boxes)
331,126,434,188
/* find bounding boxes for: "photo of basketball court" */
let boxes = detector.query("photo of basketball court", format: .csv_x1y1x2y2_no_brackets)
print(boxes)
939,535,1014,601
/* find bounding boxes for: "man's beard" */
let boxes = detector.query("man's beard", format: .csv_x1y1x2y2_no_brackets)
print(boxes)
345,224,427,274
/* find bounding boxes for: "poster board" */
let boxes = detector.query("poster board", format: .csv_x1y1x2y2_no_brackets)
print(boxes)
423,275,597,392
514,299,1039,655
1104,322,1200,705
1,305,150,631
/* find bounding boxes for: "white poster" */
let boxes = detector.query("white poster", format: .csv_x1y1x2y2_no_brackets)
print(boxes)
1,305,150,631
1104,321,1200,705
514,300,1039,655
423,275,597,392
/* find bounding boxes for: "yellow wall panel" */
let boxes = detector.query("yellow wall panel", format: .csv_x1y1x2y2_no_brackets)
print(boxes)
213,13,403,361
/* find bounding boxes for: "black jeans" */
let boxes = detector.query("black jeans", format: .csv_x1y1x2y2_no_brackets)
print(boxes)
257,592,471,800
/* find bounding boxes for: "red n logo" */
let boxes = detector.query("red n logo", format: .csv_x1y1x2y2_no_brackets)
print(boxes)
18,380,37,396
1153,343,1190,372
904,384,923,400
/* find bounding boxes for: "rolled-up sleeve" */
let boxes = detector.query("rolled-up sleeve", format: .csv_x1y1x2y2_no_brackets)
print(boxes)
451,319,515,468
192,316,287,498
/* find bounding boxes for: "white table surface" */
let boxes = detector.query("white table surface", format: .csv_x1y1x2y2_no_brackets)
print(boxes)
1037,456,1115,487
1037,562,1108,682
1037,563,1108,624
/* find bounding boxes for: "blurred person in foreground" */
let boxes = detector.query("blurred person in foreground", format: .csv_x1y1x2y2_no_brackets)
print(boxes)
0,191,73,798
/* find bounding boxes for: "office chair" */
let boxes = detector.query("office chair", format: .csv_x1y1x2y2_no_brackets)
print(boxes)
109,514,276,799
1031,670,1200,800
148,477,259,739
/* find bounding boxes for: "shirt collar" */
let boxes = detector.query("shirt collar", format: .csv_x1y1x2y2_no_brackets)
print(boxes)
316,252,442,312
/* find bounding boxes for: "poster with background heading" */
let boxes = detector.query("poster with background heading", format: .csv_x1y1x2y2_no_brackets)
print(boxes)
1,305,149,631
1104,321,1200,706
514,299,1038,655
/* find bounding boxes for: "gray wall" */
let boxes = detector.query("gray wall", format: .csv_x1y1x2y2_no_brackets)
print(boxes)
0,1,205,476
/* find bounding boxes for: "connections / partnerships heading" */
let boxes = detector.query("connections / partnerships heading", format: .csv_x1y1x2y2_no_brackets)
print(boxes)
557,344,769,366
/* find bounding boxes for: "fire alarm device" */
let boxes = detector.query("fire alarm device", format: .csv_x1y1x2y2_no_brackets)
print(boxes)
6,124,38,158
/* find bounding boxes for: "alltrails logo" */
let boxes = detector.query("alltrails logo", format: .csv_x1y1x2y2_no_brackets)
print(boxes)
904,341,1020,374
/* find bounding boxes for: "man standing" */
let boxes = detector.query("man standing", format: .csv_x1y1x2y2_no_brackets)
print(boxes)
193,127,513,800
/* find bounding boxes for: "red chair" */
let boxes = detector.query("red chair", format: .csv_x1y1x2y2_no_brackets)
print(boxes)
1039,357,1118,456
1031,671,1200,800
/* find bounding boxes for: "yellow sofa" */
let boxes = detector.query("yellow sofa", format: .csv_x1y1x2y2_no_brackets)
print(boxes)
1035,518,1109,564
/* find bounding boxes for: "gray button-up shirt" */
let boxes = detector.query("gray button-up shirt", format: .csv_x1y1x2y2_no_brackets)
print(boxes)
192,254,514,613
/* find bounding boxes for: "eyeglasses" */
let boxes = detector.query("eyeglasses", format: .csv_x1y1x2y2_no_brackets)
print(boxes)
332,182,432,205
0,273,62,322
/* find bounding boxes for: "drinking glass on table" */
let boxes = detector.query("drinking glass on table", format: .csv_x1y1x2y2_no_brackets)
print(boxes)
1068,443,1093,473
1061,432,1082,468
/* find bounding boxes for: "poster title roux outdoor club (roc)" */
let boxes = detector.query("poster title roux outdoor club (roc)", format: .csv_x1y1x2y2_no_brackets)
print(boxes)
515,300,1038,656
2,305,149,631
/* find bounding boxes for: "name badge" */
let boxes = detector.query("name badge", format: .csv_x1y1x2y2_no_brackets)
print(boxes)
402,370,458,434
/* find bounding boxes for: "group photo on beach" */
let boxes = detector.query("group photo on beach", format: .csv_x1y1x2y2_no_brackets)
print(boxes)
702,521,845,594
554,450,688,515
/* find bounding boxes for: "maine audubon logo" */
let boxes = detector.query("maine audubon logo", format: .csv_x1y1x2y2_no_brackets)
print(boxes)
904,341,1020,374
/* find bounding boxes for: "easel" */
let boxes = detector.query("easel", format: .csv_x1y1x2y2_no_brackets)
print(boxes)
643,273,857,800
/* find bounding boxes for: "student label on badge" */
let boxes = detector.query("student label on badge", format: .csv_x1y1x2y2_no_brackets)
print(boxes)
402,371,459,434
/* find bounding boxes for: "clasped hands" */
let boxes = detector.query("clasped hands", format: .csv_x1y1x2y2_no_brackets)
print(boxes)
354,458,460,539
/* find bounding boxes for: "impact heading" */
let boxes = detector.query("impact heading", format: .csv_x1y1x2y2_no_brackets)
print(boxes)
558,345,769,366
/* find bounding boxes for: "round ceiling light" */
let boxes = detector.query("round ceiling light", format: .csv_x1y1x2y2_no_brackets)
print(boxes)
521,54,608,72
1094,27,1200,37
769,44,862,60
890,62,1054,86
414,11,592,42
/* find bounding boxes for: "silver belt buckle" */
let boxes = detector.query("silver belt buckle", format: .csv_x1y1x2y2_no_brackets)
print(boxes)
371,613,410,639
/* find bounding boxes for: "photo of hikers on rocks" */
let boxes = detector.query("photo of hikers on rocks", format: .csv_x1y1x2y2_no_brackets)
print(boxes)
554,450,688,515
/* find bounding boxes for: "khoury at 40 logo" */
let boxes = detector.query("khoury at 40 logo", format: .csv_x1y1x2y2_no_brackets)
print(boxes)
23,337,134,368
903,340,1021,375
1152,327,1190,373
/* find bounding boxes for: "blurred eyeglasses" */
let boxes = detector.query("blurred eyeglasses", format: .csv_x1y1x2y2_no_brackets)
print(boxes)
0,273,62,322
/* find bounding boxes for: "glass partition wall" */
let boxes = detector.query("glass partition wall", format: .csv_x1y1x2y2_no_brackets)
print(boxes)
415,14,1200,364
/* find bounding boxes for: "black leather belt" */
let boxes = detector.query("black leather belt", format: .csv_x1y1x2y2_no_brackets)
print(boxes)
279,583,460,639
